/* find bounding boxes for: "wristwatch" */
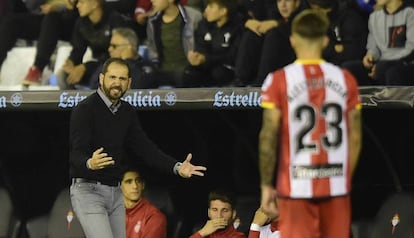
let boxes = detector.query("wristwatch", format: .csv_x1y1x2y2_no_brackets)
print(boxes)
173,162,182,175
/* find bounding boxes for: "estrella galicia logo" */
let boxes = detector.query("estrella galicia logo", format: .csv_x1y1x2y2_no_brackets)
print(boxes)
164,91,177,106
10,92,23,107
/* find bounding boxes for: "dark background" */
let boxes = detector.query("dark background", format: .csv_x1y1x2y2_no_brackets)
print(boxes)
1,107,413,236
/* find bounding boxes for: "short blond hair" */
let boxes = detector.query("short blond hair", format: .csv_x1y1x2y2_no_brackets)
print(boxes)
291,9,329,39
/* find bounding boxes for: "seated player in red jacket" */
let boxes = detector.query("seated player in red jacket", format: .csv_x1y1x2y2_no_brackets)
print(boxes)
121,168,167,238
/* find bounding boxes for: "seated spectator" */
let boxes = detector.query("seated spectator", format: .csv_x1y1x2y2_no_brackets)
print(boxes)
236,0,269,29
235,0,306,86
355,0,378,14
342,0,414,86
252,0,368,86
23,0,136,86
0,0,30,22
56,0,133,89
22,0,78,86
190,189,246,238
0,0,66,79
309,0,368,66
248,207,279,238
89,27,157,89
182,0,242,87
121,168,167,238
134,0,155,40
146,0,202,88
133,0,189,40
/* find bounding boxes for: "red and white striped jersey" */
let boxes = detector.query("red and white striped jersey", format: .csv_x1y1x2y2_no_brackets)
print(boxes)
260,59,360,198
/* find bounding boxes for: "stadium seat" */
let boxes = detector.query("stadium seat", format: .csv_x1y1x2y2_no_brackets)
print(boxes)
144,184,183,238
25,187,85,238
0,187,21,238
351,219,374,238
369,192,414,238
234,194,260,234
53,45,93,74
0,47,37,86
0,43,93,88
26,185,181,238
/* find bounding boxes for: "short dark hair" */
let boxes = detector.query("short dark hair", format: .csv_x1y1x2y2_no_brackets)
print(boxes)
121,167,144,181
102,57,131,77
291,9,329,39
208,189,236,209
307,0,336,9
207,0,238,16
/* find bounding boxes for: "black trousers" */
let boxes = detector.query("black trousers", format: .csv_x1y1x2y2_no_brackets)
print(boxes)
255,28,295,86
0,12,43,66
234,28,295,87
31,0,135,70
234,30,263,86
385,63,414,86
183,65,235,88
341,60,409,86
34,10,78,71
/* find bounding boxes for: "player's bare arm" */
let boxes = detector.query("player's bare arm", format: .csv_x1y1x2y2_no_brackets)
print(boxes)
259,108,281,186
348,107,362,176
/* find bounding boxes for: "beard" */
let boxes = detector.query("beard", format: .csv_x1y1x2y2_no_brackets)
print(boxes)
102,83,126,101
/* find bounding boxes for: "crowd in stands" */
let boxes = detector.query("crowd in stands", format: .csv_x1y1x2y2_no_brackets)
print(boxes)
0,0,414,88
2,1,414,237
343,0,414,85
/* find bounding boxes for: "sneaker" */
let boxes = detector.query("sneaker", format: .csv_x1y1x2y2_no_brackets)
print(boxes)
22,66,41,86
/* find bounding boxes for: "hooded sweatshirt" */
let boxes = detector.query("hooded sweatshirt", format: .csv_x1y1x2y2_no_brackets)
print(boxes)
366,2,414,62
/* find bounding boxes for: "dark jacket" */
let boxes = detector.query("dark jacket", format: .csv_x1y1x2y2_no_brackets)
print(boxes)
146,4,202,67
69,7,131,68
323,1,368,65
69,92,177,183
194,16,243,69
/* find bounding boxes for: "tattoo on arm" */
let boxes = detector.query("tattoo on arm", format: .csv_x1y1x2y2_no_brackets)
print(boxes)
259,109,280,186
349,108,362,176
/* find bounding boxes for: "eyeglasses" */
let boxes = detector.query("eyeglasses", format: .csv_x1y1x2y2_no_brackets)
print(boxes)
109,43,129,49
